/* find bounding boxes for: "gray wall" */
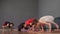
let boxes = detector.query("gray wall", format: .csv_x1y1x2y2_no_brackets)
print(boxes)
1,0,60,28
38,0,60,18
0,0,38,28
38,0,60,28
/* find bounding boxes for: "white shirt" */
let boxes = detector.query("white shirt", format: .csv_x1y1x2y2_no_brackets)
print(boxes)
39,15,54,23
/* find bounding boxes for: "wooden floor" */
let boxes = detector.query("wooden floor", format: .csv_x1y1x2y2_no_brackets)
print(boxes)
0,29,60,34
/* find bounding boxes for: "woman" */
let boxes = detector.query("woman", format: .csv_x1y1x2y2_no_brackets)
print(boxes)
37,15,59,32
23,18,38,31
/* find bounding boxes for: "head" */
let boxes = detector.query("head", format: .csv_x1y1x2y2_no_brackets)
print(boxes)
5,21,10,26
10,23,14,27
32,19,38,25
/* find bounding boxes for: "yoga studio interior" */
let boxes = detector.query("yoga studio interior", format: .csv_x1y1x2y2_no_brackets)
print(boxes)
0,0,60,34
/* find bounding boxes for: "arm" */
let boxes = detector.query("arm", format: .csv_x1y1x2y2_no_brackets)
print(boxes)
52,22,59,29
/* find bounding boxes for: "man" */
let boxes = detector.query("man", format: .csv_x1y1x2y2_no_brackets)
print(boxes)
37,15,59,32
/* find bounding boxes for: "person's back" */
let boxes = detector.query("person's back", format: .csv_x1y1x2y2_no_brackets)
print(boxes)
25,18,35,25
39,15,54,23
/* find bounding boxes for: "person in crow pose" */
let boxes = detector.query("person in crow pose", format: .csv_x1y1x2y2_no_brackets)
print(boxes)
23,18,38,31
36,15,59,32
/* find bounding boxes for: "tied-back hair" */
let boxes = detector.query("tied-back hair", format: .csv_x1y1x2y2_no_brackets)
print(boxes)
32,19,38,25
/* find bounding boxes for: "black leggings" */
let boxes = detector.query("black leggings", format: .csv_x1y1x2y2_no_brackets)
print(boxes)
18,23,25,31
18,23,32,31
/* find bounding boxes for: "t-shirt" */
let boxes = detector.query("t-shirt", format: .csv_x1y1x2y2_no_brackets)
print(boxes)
25,18,35,25
39,15,54,23
2,21,10,26
3,22,7,26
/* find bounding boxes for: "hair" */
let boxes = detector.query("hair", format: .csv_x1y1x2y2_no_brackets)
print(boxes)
32,19,38,25
4,21,10,25
10,23,14,26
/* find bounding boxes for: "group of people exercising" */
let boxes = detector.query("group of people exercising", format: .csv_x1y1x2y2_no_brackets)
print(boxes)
2,15,59,32
18,15,59,32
